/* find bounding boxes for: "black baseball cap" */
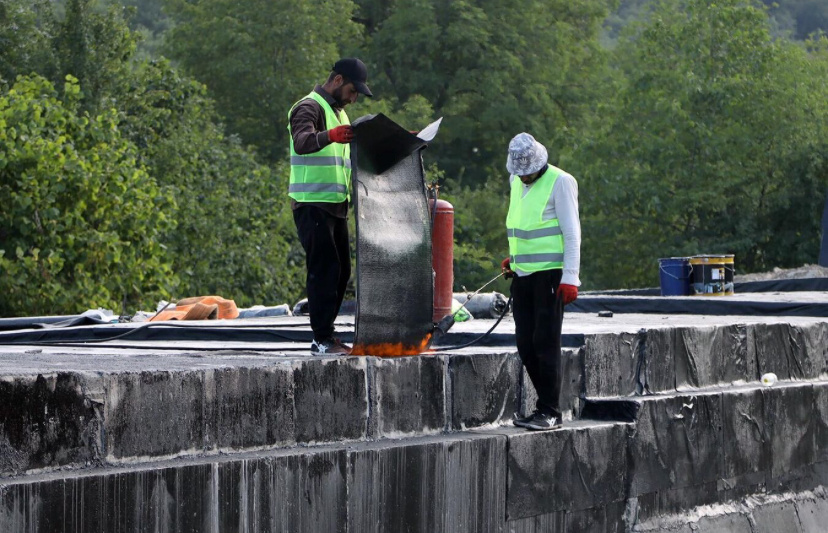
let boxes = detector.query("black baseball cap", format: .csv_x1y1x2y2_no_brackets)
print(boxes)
332,58,373,97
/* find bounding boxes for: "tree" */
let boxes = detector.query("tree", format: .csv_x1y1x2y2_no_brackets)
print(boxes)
346,0,615,294
1,0,137,113
566,0,828,288
162,0,361,163
118,59,306,307
758,0,828,39
0,0,60,85
354,0,615,187
441,180,512,295
54,0,137,113
0,1,311,314
0,75,176,316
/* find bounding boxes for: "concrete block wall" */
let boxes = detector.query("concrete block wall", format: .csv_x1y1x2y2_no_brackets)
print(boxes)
582,322,828,397
5,321,819,476
3,320,828,531
4,418,828,532
1,432,507,533
2,350,550,476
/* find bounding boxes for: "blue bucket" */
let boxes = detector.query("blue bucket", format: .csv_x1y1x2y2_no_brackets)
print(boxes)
658,257,692,296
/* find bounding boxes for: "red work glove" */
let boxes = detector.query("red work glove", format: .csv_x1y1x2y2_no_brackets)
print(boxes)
328,125,354,144
557,284,578,305
501,257,514,279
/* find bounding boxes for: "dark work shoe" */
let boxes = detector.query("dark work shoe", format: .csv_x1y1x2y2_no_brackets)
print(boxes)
311,338,351,356
513,412,535,428
521,411,562,431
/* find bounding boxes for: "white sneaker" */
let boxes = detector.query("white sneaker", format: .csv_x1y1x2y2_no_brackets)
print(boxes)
310,338,351,356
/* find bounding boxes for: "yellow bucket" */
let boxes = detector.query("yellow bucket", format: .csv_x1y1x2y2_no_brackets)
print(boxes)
689,255,735,296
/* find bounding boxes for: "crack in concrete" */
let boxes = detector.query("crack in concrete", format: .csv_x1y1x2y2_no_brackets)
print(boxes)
738,410,766,443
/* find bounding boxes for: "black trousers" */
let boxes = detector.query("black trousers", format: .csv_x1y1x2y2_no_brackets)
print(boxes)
510,269,564,417
293,206,351,340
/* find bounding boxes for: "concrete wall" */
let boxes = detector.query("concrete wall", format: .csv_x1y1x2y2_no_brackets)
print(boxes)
2,349,578,476
3,424,828,532
2,320,828,531
1,433,505,533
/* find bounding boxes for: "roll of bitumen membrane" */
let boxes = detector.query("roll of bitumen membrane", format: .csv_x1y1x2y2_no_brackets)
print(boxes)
349,114,434,356
568,294,828,316
586,277,828,295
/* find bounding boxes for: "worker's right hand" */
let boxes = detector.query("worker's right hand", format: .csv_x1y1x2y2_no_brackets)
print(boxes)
328,125,354,144
501,257,514,279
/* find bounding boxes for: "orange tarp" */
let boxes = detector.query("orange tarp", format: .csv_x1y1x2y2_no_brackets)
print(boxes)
149,296,239,322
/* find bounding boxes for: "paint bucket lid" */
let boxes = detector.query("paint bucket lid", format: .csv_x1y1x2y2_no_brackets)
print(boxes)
690,254,734,264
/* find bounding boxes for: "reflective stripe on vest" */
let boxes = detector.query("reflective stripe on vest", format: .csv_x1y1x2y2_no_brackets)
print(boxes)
289,155,352,168
510,253,565,264
506,227,563,239
288,182,348,194
505,166,565,273
287,91,351,203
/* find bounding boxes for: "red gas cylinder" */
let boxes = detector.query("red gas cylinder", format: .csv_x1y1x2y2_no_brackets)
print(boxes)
430,199,454,323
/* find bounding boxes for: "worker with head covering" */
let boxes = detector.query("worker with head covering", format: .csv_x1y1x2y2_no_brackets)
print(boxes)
288,58,373,355
502,132,581,430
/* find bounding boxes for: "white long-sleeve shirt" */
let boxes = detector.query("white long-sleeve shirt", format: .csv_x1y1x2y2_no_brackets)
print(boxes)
509,170,582,286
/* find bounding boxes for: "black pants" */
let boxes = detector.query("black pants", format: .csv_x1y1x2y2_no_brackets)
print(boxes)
293,206,351,340
511,269,564,417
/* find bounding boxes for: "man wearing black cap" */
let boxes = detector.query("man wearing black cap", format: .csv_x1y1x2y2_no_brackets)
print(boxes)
288,58,373,355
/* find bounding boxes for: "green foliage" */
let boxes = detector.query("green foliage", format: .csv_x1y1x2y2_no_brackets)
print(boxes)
351,0,616,293
55,0,137,113
0,2,308,316
162,0,361,163
0,75,176,315
3,0,827,316
117,59,306,307
1,0,137,113
607,0,828,43
759,0,828,39
116,0,169,35
355,0,614,187
0,0,60,84
567,0,828,289
442,180,511,295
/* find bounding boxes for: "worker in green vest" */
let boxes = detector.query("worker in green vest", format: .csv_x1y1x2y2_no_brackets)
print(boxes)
288,58,373,355
501,133,581,430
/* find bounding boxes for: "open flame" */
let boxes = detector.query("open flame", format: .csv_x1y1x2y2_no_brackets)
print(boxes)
350,333,433,357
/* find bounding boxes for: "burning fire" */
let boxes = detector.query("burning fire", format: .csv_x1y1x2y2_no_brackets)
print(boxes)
351,333,433,357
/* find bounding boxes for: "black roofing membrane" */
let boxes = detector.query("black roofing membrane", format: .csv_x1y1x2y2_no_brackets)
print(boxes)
350,114,434,354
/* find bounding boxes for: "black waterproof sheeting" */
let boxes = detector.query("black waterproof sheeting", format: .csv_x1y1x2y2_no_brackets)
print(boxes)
588,277,828,295
569,293,828,316
0,314,111,331
350,114,434,354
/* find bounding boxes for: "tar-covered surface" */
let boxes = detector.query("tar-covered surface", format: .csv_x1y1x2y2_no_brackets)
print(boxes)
350,114,434,355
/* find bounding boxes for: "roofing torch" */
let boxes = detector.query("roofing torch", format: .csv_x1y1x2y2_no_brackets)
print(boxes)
435,271,506,334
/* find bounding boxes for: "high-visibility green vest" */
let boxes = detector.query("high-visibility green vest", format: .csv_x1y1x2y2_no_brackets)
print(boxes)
506,166,565,273
287,91,351,203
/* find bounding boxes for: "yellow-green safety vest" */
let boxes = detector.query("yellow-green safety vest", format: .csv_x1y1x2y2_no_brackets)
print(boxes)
506,166,565,273
287,91,351,203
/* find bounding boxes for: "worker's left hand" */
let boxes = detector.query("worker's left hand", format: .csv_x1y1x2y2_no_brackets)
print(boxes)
501,257,514,279
328,125,354,144
557,284,578,305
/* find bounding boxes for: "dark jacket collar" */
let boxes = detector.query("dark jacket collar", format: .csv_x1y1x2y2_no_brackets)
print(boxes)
523,164,550,186
314,85,341,111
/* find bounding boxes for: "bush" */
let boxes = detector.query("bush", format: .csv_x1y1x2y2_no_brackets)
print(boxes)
0,75,175,316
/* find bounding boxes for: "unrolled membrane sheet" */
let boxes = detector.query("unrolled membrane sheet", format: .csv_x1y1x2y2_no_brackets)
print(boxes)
350,114,434,356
